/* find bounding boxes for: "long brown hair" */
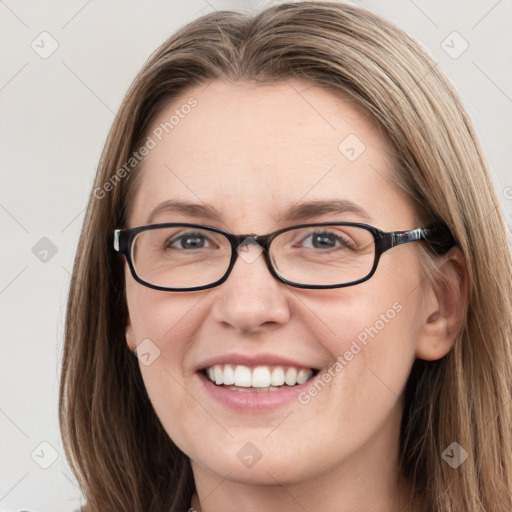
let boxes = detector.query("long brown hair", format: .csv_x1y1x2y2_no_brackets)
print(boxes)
59,2,512,510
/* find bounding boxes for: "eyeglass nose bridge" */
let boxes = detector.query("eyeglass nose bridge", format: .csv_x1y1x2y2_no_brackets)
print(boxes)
223,232,282,284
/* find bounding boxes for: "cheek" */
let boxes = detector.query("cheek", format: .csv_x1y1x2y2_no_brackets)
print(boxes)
125,275,202,355
307,293,417,391
297,254,423,404
124,279,205,425
289,291,420,465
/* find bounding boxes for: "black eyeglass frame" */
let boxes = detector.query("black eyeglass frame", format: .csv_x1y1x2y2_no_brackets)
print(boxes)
113,222,455,292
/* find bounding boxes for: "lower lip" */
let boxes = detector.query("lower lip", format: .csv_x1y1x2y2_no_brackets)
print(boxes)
196,371,317,411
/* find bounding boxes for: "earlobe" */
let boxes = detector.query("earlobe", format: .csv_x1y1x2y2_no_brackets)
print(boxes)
125,318,137,352
415,247,467,361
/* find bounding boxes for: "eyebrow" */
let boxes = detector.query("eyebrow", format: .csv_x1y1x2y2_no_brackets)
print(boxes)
146,200,222,225
145,198,371,225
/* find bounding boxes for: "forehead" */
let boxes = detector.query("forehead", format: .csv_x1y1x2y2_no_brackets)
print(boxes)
128,79,411,230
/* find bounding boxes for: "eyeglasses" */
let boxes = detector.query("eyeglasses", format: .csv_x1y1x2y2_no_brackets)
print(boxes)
113,222,455,292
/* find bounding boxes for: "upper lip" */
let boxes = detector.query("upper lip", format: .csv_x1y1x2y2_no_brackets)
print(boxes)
196,353,319,371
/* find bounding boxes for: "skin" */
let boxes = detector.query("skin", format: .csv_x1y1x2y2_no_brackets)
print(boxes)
124,79,466,512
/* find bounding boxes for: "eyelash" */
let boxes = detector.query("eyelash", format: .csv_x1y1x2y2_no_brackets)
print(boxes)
297,231,353,251
166,230,354,251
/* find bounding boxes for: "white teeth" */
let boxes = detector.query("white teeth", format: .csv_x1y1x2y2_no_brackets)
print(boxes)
205,364,314,388
234,365,252,387
285,367,298,386
296,369,311,385
214,365,224,385
223,364,235,385
252,366,271,387
270,367,285,386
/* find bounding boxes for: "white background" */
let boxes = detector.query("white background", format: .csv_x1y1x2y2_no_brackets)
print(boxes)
1,1,511,510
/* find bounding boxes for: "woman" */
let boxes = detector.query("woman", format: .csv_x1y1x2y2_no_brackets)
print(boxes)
59,2,512,511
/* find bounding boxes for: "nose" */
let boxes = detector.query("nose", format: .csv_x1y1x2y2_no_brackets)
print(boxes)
210,242,291,333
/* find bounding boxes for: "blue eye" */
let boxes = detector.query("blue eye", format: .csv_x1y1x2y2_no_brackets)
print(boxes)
168,232,211,250
300,231,351,250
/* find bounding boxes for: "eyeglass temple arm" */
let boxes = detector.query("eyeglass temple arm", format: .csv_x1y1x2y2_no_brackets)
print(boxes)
377,225,455,254
113,229,129,254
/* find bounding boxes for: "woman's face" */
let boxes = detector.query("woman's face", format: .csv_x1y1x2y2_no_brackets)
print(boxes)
124,80,433,490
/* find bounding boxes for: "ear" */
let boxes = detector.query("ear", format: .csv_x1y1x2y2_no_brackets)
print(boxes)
415,247,467,361
125,315,137,352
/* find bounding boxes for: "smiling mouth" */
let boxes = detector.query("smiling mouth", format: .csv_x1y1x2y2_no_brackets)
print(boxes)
202,364,319,391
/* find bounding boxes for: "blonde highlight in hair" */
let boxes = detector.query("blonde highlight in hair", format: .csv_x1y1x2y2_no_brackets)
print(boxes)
60,2,512,510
